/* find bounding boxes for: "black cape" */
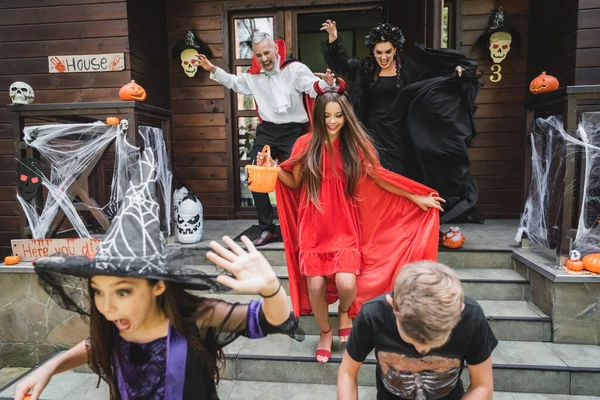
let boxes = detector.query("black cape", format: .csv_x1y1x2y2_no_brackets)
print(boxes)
322,40,483,223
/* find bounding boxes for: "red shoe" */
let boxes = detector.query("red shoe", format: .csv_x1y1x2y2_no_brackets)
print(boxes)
316,327,332,364
338,307,352,344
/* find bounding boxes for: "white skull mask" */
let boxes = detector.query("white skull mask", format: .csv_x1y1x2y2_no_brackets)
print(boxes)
489,32,512,63
176,194,203,244
180,49,199,78
9,81,35,105
569,250,581,261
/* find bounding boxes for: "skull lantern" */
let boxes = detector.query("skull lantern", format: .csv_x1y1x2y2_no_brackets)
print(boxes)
17,158,44,201
441,226,466,249
489,31,512,63
181,49,199,78
9,81,35,105
176,193,203,244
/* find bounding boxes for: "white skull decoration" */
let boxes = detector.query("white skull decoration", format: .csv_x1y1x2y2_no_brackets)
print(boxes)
569,250,581,261
181,49,199,78
176,193,203,244
489,31,512,63
9,81,35,105
120,119,129,132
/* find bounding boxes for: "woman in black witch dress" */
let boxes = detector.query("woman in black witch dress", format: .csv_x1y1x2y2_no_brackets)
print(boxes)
321,20,484,224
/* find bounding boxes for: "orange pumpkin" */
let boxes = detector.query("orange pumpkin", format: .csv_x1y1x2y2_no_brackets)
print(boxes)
4,255,19,265
441,227,465,249
119,80,147,102
529,72,559,95
582,253,600,274
106,116,120,125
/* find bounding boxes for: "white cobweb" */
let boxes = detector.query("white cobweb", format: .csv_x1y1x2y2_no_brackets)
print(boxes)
517,113,600,257
18,121,173,239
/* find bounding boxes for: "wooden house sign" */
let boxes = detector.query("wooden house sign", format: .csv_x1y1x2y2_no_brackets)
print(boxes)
48,53,125,73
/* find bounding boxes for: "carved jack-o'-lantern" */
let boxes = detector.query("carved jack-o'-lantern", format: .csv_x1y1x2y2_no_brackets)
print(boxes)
529,72,559,95
566,250,584,271
119,80,146,102
441,227,465,249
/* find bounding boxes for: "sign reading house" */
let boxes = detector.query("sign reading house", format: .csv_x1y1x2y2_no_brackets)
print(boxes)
48,53,125,73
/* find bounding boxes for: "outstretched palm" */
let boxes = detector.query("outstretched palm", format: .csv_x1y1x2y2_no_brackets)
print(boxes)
207,236,278,294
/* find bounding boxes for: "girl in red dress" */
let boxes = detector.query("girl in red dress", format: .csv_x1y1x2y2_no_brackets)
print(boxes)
258,80,444,363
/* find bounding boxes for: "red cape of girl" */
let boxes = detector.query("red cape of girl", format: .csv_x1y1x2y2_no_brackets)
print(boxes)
276,134,440,318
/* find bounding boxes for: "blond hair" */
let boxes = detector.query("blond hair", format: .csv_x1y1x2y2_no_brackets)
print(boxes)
392,261,464,343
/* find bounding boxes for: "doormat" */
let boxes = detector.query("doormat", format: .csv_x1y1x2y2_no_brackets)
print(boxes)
233,224,283,243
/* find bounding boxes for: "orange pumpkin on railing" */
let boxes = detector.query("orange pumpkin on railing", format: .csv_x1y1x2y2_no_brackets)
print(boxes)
529,72,559,95
106,116,120,125
119,80,147,102
566,250,584,271
582,253,600,274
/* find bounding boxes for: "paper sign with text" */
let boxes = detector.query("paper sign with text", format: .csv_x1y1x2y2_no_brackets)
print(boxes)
48,53,124,73
11,238,102,261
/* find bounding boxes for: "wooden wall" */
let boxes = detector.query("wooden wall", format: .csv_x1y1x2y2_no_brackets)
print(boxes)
576,1,600,84
0,0,132,256
461,0,529,218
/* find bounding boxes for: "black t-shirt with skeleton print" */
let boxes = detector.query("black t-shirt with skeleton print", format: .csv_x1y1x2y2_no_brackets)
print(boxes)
346,294,498,400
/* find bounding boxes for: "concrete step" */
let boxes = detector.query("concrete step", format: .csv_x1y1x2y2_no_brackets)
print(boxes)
198,266,530,301
204,294,551,342
177,243,515,269
4,371,598,400
219,337,600,395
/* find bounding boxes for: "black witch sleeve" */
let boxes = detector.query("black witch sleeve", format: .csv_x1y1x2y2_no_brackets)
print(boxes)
321,37,364,79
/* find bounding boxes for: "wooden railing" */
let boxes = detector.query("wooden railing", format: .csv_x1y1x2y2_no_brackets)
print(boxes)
8,101,172,238
523,85,600,265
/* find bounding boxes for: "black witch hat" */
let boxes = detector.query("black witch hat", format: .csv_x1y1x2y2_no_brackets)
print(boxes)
473,7,522,58
171,31,214,58
34,149,224,317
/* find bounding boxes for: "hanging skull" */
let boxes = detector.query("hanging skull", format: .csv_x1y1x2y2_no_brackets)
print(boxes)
489,31,512,63
177,193,203,244
9,81,35,105
180,48,199,77
17,158,44,201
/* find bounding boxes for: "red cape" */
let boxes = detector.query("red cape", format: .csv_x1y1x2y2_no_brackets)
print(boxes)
247,39,314,134
276,134,440,318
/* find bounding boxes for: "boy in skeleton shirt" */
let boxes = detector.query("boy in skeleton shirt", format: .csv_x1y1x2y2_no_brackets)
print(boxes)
338,261,497,400
195,31,333,246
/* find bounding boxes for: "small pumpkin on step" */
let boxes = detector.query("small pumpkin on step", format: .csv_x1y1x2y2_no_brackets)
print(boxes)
4,255,20,265
441,226,465,249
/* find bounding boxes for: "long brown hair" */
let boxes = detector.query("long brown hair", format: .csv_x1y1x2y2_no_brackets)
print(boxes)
87,280,222,400
300,91,378,208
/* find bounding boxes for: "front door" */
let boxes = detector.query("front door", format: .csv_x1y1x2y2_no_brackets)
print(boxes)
229,1,444,218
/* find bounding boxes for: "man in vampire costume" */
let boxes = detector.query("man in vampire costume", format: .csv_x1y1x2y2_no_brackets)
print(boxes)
196,31,332,246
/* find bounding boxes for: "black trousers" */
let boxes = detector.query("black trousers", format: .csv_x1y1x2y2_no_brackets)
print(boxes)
249,121,303,232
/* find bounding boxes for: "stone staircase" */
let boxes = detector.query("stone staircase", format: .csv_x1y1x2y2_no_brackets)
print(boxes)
1,247,599,399
194,247,600,397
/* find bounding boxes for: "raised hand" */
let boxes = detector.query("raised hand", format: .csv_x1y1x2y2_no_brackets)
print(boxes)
109,54,122,70
50,57,66,73
320,20,338,43
206,236,279,296
413,193,446,212
194,54,217,73
314,68,336,87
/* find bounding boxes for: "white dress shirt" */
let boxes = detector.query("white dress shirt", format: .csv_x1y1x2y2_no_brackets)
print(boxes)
210,57,328,124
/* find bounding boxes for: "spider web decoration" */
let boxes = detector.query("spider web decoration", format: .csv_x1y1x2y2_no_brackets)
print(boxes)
139,126,173,236
94,149,167,274
517,113,600,256
20,122,120,238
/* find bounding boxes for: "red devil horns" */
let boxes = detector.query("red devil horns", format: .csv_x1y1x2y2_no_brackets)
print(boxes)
313,77,347,96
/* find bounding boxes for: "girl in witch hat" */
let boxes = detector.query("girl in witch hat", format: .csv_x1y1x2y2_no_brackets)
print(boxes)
257,80,443,363
14,149,302,400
